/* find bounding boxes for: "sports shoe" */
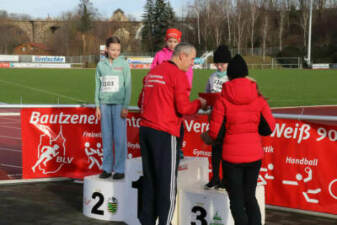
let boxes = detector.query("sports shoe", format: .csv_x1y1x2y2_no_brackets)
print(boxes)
113,173,125,180
99,171,111,179
216,180,228,191
204,178,220,190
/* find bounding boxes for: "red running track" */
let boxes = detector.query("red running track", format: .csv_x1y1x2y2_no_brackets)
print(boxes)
0,108,22,180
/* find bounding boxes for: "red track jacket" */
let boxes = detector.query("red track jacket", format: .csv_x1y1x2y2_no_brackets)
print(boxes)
138,61,201,137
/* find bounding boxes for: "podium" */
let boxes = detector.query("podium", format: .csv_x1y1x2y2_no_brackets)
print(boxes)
83,157,265,225
178,183,265,225
83,158,142,224
83,157,208,224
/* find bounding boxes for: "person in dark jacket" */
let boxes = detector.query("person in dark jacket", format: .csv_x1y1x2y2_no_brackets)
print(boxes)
138,43,207,225
201,54,275,225
204,44,231,190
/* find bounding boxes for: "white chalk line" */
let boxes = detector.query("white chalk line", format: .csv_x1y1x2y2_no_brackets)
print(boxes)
0,135,21,140
0,147,21,152
0,78,86,103
0,163,22,168
0,125,21,130
0,113,20,116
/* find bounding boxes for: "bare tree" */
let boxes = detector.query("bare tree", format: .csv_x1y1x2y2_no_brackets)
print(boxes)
77,0,98,54
224,0,233,46
298,0,309,48
0,19,30,54
277,0,287,51
261,12,270,61
209,0,226,46
314,0,327,18
235,0,248,54
249,0,259,55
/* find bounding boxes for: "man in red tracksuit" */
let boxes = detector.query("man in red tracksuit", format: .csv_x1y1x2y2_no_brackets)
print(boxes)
137,43,207,225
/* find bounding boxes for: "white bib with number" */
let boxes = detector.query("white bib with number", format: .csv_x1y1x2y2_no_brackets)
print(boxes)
100,76,119,93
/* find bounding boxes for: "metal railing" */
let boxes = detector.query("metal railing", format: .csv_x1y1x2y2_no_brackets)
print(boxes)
1,104,337,122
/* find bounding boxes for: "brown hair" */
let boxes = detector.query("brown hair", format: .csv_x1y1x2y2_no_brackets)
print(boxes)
105,36,121,57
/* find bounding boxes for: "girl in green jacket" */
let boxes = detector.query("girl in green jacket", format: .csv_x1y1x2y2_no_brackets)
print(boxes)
95,36,131,180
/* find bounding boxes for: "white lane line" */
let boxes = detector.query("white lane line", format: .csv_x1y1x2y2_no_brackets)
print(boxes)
0,113,20,116
0,123,20,127
272,105,337,109
0,121,20,124
8,174,22,179
0,79,86,103
0,177,71,185
0,117,19,121
0,147,21,152
0,164,22,168
0,125,21,130
0,135,21,140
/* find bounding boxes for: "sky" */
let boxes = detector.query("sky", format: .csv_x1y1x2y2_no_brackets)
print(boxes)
0,0,191,20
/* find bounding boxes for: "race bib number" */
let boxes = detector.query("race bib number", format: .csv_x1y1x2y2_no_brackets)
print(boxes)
211,77,228,93
100,76,119,93
211,79,223,93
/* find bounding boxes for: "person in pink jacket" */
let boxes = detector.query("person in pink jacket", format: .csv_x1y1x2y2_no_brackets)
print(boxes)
151,28,194,159
151,28,194,88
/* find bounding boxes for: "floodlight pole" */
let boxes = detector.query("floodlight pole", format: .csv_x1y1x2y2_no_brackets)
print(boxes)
307,0,313,66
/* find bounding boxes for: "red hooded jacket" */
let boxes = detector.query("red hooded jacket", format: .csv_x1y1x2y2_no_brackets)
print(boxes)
138,61,201,137
208,78,275,163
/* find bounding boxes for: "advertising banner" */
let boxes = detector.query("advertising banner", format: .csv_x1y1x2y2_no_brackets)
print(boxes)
0,55,19,62
99,45,106,61
21,108,337,214
0,62,11,68
12,63,71,68
261,119,337,215
129,64,151,69
21,108,102,179
32,55,66,63
21,108,142,179
127,57,153,64
312,64,329,69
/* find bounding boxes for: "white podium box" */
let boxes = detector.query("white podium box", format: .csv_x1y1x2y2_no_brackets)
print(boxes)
177,157,209,189
83,158,142,224
83,157,208,224
178,183,265,225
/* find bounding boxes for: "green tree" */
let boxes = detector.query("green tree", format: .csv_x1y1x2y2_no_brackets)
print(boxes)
142,0,155,52
77,0,97,54
153,0,176,51
142,0,176,52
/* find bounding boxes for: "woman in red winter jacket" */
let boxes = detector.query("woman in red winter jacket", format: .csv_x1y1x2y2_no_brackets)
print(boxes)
201,54,275,225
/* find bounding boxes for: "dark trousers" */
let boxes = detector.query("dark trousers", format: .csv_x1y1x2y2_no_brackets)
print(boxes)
176,123,184,157
139,126,179,225
222,160,262,225
211,142,224,181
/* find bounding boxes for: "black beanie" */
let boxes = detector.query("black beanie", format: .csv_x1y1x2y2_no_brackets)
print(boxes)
227,54,248,80
213,45,231,63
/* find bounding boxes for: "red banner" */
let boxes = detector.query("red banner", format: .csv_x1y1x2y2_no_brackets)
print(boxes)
21,108,337,215
0,62,10,68
261,119,337,215
21,108,142,179
22,108,102,179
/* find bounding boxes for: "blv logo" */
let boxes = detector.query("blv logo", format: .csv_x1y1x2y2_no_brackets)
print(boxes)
32,126,74,174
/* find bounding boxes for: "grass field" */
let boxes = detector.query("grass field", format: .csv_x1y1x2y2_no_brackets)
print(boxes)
0,68,336,107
